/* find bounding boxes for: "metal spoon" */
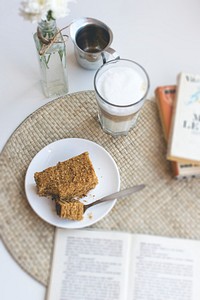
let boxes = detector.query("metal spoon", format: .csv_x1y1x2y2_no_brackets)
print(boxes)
83,184,145,212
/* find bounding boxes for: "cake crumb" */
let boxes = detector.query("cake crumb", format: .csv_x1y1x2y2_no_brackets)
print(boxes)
56,200,84,221
87,212,93,219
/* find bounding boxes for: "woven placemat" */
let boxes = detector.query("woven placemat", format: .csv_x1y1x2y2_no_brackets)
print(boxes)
0,91,200,286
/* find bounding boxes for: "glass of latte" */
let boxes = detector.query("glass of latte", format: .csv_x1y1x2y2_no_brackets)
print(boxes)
94,59,150,136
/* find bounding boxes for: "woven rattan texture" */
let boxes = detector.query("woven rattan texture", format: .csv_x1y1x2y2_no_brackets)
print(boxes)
0,91,200,286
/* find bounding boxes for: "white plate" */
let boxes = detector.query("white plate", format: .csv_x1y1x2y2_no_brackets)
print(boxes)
25,138,120,228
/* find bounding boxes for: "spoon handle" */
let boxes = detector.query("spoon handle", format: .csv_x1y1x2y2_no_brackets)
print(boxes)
85,184,145,210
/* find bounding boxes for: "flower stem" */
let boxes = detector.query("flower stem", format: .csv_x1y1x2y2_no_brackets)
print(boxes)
46,10,55,22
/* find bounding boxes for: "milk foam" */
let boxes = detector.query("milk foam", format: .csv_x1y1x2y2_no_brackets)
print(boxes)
97,66,146,106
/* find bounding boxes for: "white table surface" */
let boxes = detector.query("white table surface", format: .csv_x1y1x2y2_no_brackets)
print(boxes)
1,0,200,299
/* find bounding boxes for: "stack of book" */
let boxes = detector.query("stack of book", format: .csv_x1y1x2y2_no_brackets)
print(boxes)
155,72,200,178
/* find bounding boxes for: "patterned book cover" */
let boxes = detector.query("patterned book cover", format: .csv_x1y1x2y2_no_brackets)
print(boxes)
167,73,200,163
155,85,200,178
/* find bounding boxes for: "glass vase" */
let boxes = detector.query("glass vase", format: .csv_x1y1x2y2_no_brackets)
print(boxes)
34,19,69,98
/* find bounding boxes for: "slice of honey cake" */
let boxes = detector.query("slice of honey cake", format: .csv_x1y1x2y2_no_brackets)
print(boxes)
34,152,98,200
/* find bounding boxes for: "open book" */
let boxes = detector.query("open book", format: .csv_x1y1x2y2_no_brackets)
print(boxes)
46,228,200,300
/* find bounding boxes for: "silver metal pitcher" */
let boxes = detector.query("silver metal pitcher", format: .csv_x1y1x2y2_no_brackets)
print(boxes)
70,17,119,70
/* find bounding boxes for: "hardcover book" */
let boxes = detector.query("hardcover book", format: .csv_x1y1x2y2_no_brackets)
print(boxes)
155,85,200,178
167,73,200,163
46,228,200,300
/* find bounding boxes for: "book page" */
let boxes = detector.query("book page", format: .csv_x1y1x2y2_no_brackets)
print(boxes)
46,228,132,300
129,234,200,300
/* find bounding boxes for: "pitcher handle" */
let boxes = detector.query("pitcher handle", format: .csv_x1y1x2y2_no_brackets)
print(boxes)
101,47,120,64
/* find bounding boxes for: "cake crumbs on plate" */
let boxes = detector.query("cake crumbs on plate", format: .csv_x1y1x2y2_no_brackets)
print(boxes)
87,212,93,219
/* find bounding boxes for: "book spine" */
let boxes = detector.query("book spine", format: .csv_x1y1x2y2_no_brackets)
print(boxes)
155,85,176,140
155,85,180,177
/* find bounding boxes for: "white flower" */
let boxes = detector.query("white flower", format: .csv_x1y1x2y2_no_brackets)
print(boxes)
20,0,75,22
49,0,72,19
